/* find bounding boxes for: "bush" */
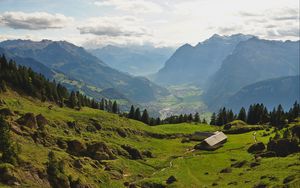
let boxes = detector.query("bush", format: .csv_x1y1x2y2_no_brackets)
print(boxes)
46,151,70,188
283,175,296,184
166,175,176,184
0,117,19,165
86,125,97,132
220,167,232,173
267,138,299,157
247,142,265,154
223,126,263,134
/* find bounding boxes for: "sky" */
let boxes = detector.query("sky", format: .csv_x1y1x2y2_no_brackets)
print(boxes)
0,0,299,48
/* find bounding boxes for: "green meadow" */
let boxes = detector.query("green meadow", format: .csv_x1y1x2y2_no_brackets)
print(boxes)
0,90,299,188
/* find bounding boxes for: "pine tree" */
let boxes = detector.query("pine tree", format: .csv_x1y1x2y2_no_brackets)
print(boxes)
69,91,77,108
237,107,247,122
0,80,7,92
0,116,18,165
188,113,193,122
128,105,135,119
100,98,105,110
47,151,69,187
141,109,149,124
134,108,141,121
202,118,207,124
210,113,216,125
216,107,227,126
155,117,161,125
227,109,234,122
149,118,155,126
194,112,200,122
183,114,188,122
112,101,118,114
291,101,300,120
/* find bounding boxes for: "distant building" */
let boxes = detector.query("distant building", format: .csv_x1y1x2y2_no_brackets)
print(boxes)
194,131,227,150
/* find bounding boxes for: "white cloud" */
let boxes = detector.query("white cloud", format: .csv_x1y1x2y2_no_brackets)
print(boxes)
93,0,163,13
77,16,151,37
0,11,73,30
77,16,163,47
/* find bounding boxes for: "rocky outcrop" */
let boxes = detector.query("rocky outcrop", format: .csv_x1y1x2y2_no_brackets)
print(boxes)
89,119,102,130
141,182,166,188
87,142,116,161
142,150,154,158
32,131,56,147
67,140,87,156
57,139,68,149
0,108,14,116
0,164,20,186
166,176,177,184
36,114,48,129
121,145,143,160
17,113,37,129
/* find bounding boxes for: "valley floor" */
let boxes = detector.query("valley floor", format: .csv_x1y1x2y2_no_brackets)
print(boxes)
0,90,299,188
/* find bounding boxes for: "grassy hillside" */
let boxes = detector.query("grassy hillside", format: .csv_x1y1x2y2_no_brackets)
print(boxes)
0,90,299,188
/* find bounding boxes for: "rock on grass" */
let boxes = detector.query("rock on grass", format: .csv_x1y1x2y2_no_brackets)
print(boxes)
166,176,176,184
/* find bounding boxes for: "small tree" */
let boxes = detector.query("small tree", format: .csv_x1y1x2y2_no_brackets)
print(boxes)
69,91,77,108
194,112,200,122
188,114,193,122
0,80,7,92
134,108,141,121
155,117,161,125
112,101,118,114
210,113,216,125
0,116,18,165
128,105,135,119
47,151,69,188
237,107,247,122
141,109,149,124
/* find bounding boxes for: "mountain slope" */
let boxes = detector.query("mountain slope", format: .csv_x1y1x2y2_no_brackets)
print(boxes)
154,34,252,86
0,40,169,103
226,76,300,111
0,47,56,79
89,45,174,76
0,89,299,188
204,37,300,109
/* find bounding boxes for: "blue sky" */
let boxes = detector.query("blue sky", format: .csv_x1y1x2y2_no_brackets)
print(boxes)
0,0,299,48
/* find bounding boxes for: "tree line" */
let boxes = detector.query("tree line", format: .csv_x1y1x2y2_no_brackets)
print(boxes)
0,55,119,114
125,105,207,126
210,102,300,128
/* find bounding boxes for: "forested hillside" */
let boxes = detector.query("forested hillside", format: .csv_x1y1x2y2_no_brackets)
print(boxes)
0,40,169,103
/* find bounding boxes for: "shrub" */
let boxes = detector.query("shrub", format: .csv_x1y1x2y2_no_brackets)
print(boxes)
0,117,19,165
267,138,299,157
46,151,70,188
247,142,265,154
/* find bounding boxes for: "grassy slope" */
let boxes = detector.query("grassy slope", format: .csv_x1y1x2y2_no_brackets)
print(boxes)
0,90,299,188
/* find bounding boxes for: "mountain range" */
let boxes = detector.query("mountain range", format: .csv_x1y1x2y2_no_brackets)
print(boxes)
0,34,299,114
89,45,174,76
153,34,252,86
151,34,299,111
204,37,299,109
0,40,169,103
226,75,300,111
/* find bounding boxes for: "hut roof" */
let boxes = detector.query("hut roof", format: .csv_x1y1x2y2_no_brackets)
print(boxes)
203,131,227,146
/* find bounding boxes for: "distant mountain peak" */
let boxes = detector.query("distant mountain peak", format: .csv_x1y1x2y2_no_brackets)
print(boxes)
155,33,253,86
